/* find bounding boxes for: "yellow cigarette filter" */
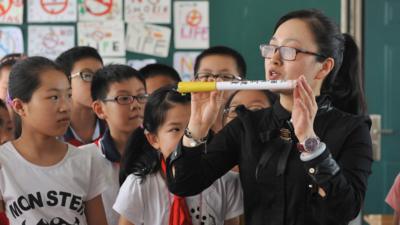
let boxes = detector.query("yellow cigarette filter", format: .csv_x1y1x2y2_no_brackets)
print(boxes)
177,81,217,93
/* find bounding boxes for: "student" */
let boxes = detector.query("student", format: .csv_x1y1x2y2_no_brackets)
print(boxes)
166,9,372,225
223,90,277,125
0,57,108,224
139,63,181,94
80,64,147,225
0,53,26,101
386,174,400,225
55,46,106,146
114,86,243,225
0,99,13,144
194,46,246,133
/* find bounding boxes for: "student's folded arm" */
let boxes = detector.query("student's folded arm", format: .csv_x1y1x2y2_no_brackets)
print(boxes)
166,118,243,196
303,121,372,221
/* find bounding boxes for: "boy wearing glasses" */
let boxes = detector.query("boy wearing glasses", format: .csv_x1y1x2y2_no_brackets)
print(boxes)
81,64,147,225
56,46,106,146
194,46,247,133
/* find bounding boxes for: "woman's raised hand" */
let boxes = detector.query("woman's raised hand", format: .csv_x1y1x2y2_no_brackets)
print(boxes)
291,76,318,143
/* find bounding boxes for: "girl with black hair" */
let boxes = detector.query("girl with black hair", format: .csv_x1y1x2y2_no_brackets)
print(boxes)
166,9,372,225
114,86,243,225
0,57,108,225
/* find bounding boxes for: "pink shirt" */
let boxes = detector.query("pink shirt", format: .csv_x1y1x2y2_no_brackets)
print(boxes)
386,174,400,213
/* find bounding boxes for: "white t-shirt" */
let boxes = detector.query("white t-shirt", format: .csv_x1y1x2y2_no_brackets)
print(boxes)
80,143,120,225
113,171,243,225
0,142,109,225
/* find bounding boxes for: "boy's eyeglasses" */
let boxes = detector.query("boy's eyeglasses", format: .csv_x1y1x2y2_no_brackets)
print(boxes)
103,94,149,105
195,72,242,81
70,71,95,82
259,44,327,61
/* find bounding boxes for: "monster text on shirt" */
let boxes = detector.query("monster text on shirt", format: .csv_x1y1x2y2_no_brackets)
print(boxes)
8,191,85,219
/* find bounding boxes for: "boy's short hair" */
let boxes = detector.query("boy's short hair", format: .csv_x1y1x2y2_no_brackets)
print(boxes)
194,46,247,78
139,63,181,82
55,46,103,78
91,64,145,101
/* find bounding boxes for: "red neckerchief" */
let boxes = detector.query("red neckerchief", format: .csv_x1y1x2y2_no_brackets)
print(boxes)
0,212,9,225
161,158,193,225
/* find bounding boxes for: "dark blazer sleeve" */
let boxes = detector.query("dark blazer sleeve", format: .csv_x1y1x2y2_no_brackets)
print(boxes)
166,117,243,196
303,119,373,221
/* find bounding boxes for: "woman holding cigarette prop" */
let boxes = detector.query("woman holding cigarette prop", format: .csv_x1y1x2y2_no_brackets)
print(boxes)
166,9,372,225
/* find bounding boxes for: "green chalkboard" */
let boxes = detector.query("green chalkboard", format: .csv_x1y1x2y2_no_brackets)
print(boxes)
0,0,340,80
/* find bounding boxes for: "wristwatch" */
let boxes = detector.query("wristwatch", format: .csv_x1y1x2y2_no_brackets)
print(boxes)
297,136,320,153
184,128,207,147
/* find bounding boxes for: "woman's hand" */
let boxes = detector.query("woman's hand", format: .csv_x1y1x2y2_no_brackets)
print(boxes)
184,89,225,143
292,76,318,143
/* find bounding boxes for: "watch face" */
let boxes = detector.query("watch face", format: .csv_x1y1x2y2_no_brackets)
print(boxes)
305,137,319,152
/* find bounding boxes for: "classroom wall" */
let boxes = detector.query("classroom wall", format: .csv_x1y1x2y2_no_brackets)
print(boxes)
0,0,340,80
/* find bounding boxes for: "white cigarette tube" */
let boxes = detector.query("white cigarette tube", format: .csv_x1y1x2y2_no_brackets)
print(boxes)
177,80,297,93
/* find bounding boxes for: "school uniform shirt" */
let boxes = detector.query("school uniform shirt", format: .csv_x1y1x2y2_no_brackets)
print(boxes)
80,129,121,225
0,141,109,225
63,119,107,147
113,171,243,225
166,95,373,225
386,173,400,213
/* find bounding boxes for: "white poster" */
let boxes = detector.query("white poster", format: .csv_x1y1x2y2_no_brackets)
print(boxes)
124,0,171,24
0,27,24,57
174,1,209,49
0,0,23,24
102,57,126,65
127,59,157,70
78,21,125,57
28,0,77,22
28,26,75,59
78,0,122,21
126,23,171,58
173,51,200,81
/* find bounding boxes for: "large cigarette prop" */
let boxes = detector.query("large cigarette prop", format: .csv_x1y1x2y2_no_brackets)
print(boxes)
177,80,296,93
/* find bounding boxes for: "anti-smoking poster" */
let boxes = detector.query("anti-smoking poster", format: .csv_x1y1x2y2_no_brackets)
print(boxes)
173,51,200,81
126,23,171,58
78,0,122,21
124,0,171,24
174,1,209,49
0,27,24,57
28,0,77,23
28,25,75,59
0,0,23,24
78,21,125,57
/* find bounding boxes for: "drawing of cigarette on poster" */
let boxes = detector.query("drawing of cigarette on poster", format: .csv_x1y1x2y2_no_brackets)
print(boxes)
174,1,209,49
126,23,171,58
28,26,75,59
0,0,23,24
0,27,24,57
173,51,200,81
78,0,122,21
28,0,77,23
78,21,126,57
124,0,171,24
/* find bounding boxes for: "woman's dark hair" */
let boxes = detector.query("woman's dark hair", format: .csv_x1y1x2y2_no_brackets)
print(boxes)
119,85,191,185
330,33,367,115
274,9,367,115
8,57,67,138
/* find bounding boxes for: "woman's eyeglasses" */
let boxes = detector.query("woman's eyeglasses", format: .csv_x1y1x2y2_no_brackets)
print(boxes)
259,44,327,61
